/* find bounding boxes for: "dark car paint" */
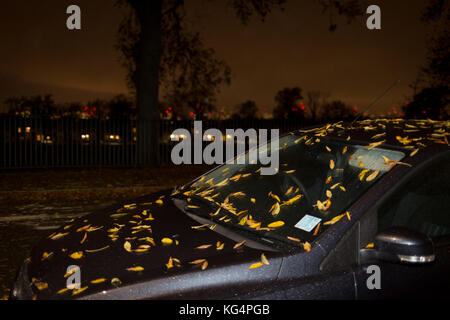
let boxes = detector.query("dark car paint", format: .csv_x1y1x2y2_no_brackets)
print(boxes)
14,124,450,300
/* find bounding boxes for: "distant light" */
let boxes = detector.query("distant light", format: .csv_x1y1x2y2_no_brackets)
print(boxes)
109,135,115,139
115,135,120,140
25,127,31,133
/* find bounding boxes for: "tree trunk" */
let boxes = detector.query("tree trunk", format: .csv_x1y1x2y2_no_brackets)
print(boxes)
132,0,163,166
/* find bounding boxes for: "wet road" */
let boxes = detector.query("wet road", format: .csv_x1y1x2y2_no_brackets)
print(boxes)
0,201,114,298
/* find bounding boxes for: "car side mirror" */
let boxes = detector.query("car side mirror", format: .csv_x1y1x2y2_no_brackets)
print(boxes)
360,227,435,264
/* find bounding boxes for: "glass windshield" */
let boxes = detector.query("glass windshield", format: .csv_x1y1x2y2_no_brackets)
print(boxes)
173,133,405,251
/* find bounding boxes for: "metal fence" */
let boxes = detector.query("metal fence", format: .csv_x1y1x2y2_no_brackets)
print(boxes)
0,115,310,169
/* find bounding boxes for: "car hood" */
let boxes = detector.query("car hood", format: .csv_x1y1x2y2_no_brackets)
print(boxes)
23,189,284,299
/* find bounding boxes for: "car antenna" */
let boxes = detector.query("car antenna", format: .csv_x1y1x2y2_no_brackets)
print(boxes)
350,79,401,126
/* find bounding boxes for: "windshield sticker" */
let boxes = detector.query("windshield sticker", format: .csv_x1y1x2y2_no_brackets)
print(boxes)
295,215,322,232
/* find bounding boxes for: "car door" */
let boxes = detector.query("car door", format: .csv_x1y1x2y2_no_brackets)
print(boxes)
354,151,450,299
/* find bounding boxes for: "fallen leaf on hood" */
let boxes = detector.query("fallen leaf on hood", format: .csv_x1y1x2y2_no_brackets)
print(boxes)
261,253,270,265
91,278,107,284
249,262,264,270
303,242,311,252
72,286,88,296
161,238,173,245
359,169,369,181
233,240,246,250
366,170,380,182
69,251,83,259
49,232,69,240
195,244,212,249
189,259,207,264
267,221,285,228
126,266,144,272
124,241,132,252
269,202,280,216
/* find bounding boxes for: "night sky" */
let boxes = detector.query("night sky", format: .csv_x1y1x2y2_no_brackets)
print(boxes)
0,0,430,116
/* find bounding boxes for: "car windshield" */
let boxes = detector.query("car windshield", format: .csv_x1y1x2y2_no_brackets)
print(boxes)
173,133,405,251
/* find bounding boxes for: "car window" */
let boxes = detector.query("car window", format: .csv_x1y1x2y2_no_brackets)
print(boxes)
378,152,450,240
175,133,405,250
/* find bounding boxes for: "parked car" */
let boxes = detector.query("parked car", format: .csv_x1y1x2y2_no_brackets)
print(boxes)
11,119,450,299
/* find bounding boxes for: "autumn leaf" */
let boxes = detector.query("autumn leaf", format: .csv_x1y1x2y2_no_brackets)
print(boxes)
329,159,335,170
49,232,69,240
161,238,173,245
126,266,144,272
124,241,132,252
313,223,321,236
359,169,369,181
366,170,379,182
261,253,270,265
216,242,225,250
287,236,301,242
233,240,246,250
268,221,285,228
269,202,280,216
91,278,107,284
303,242,311,252
282,194,303,206
189,259,207,265
196,244,212,249
72,286,88,296
69,251,83,259
201,260,208,270
249,262,264,270
323,214,345,225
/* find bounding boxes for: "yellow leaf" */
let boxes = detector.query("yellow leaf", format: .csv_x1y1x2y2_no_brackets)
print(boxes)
34,281,48,291
57,288,69,294
410,148,419,157
249,262,264,270
161,238,173,245
69,251,83,259
366,242,374,248
269,202,280,216
329,159,335,170
233,240,246,249
287,236,301,243
284,170,296,174
196,244,212,249
323,213,345,225
201,260,208,270
282,194,303,206
326,190,332,198
72,286,88,296
49,232,69,240
91,278,107,284
359,169,369,181
216,242,225,250
268,221,285,228
189,259,207,264
155,199,163,205
261,253,270,265
366,170,380,182
342,146,348,154
124,241,132,252
126,266,144,272
303,242,311,252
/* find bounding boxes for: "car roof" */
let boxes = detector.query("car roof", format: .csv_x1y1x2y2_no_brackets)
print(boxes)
291,118,450,155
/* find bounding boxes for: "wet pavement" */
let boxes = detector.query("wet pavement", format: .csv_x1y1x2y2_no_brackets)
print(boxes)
0,201,114,298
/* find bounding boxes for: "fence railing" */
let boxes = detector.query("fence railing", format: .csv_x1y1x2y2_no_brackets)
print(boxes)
0,116,311,169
